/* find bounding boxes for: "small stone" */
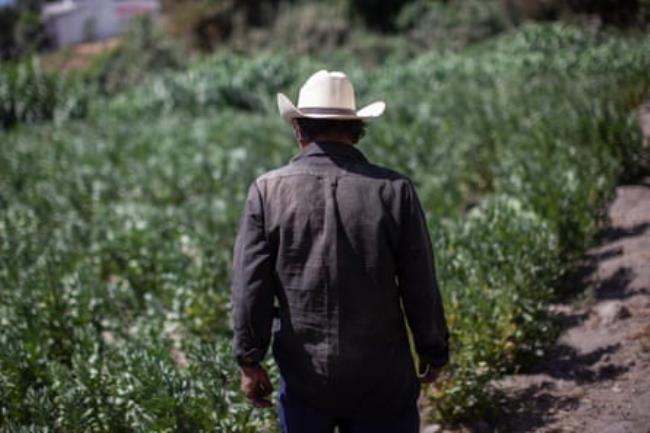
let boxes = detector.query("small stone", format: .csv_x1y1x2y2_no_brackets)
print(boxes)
421,424,442,433
616,306,632,320
171,347,188,368
596,301,632,324
101,330,116,346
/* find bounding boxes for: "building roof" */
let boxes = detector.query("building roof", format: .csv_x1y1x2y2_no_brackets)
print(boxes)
42,0,79,19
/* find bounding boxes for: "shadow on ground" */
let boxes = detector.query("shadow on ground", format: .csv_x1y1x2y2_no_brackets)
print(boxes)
483,344,630,432
464,209,650,433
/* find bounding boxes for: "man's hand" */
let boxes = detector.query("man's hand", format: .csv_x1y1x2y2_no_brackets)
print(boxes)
418,362,441,384
240,365,273,408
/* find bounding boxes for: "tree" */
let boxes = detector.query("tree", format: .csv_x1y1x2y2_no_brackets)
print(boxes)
347,0,415,31
0,0,48,61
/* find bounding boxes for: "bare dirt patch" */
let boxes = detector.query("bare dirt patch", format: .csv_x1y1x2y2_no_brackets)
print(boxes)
41,38,120,72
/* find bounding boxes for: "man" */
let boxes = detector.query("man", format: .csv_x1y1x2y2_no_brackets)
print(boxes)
231,70,449,433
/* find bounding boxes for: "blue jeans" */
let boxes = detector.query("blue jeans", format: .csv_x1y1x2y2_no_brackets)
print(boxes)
277,376,420,433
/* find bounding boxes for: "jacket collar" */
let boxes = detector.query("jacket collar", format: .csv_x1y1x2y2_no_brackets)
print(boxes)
290,141,368,164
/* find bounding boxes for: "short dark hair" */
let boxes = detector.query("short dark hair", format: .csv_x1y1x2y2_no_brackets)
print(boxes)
295,118,367,144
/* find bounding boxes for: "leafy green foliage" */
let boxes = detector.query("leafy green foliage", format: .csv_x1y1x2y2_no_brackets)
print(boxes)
1,24,649,429
0,57,89,129
345,0,413,31
0,0,48,61
397,0,506,49
88,15,186,95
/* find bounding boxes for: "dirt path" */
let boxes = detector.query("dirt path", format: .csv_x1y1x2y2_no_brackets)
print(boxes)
488,176,650,433
424,106,650,433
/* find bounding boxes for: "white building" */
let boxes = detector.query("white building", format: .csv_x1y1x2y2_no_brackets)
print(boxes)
42,0,160,48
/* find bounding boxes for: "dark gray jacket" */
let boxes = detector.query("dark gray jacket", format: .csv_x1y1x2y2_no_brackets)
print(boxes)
231,140,449,417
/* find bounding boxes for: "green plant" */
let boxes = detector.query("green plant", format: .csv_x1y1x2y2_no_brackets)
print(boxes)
1,23,649,429
89,15,186,95
397,0,506,50
0,57,89,129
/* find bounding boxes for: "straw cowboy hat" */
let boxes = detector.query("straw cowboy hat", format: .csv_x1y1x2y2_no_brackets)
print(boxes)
277,70,385,124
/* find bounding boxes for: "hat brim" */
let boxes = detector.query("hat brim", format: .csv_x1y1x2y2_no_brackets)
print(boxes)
277,93,385,125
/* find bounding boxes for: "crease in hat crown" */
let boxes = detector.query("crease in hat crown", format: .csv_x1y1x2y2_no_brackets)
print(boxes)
276,69,385,124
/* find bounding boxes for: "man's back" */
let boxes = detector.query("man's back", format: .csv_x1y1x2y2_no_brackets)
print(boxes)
232,140,449,417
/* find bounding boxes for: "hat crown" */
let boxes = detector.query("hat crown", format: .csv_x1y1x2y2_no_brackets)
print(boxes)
297,70,356,111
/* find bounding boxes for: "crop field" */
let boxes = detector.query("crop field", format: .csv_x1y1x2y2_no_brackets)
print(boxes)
1,23,649,431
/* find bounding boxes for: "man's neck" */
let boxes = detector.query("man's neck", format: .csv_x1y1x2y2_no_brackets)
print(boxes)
300,137,354,148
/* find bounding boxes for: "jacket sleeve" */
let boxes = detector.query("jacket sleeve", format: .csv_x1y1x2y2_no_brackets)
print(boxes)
396,179,450,369
230,181,276,368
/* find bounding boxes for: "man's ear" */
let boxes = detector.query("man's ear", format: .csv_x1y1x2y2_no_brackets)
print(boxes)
291,119,306,148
